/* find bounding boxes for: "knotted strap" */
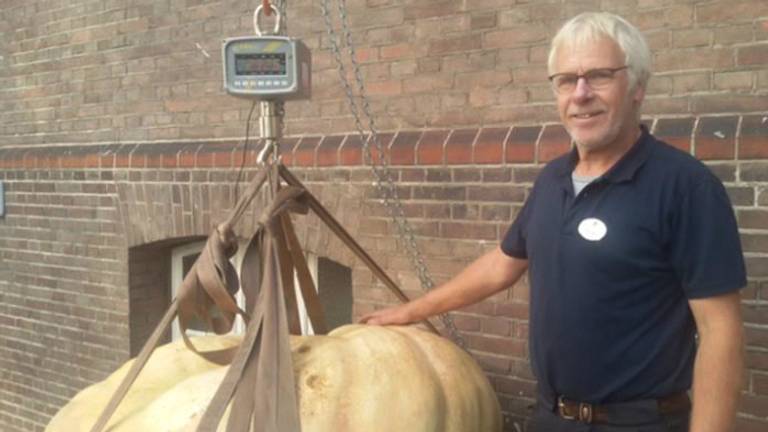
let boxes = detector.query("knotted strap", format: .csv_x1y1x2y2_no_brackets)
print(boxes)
89,164,306,432
196,187,306,432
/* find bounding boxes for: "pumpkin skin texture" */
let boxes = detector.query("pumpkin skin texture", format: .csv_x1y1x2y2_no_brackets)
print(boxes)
47,324,502,432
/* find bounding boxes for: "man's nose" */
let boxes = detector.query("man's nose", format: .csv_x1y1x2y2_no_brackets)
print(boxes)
572,77,593,101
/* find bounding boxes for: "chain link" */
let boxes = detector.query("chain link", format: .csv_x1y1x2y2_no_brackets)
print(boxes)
320,0,468,350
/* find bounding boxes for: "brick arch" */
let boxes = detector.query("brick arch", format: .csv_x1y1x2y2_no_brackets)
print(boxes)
291,177,367,270
114,171,283,249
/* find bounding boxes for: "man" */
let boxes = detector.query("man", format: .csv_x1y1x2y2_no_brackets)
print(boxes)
361,12,746,432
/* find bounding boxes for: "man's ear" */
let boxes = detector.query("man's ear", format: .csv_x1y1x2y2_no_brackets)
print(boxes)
632,83,646,106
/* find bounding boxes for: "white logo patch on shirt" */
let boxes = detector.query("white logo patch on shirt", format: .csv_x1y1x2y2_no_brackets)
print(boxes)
578,218,607,241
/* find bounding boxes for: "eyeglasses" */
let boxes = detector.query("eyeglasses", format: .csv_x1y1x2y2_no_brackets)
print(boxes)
548,66,629,94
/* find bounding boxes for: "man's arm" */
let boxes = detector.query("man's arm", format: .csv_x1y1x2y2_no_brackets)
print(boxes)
360,247,528,325
688,291,744,432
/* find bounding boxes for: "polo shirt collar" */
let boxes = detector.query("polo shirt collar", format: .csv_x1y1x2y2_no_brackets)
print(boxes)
556,125,654,184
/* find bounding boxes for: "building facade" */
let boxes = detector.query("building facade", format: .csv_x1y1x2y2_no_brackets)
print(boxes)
1,1,767,431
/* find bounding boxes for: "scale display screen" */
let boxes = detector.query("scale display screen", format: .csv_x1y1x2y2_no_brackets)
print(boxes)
223,36,311,100
235,53,286,76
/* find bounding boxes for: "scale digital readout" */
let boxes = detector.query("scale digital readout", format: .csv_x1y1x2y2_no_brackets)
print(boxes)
222,36,311,100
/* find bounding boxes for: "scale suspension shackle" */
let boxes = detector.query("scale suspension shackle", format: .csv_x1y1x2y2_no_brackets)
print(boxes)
254,2,282,36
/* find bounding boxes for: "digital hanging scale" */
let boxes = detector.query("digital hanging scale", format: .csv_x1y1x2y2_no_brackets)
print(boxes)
222,35,311,100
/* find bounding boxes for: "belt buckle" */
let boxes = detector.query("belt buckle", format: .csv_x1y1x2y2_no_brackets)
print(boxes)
579,402,593,424
557,396,594,424
557,396,577,421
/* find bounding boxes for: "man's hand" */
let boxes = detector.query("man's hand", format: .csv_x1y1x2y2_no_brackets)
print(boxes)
359,304,413,326
360,248,528,327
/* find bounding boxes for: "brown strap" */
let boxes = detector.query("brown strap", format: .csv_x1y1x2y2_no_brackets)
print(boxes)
197,175,306,431
248,231,301,432
90,164,275,432
94,161,394,432
273,217,302,335
196,231,268,431
199,227,301,432
281,213,328,334
177,227,246,356
278,164,439,334
88,300,180,432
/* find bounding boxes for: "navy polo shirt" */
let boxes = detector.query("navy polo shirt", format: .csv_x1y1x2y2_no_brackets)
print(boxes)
501,126,746,403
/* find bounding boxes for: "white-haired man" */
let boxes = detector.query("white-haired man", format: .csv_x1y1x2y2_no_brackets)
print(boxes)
362,12,745,432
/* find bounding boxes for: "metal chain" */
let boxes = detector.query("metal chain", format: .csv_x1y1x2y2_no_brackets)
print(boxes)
320,0,467,350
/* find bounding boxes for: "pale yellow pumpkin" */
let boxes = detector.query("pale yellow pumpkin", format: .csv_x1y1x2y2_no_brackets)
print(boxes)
47,324,502,432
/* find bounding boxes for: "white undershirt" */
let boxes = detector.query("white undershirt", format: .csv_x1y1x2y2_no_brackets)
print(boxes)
572,172,598,196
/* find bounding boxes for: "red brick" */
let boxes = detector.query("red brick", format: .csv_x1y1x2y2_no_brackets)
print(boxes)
366,80,402,96
439,221,497,240
746,326,768,349
339,135,364,166
739,209,768,230
654,47,734,72
493,375,537,398
178,146,197,168
389,131,420,165
161,152,178,168
482,316,512,337
354,47,378,63
213,147,234,168
145,153,162,168
654,118,694,153
538,124,571,163
695,116,737,160
380,43,414,60
738,45,768,65
130,152,147,168
696,1,768,24
693,95,768,114
741,393,768,418
445,128,478,164
316,135,343,167
468,185,525,203
404,1,460,20
505,126,539,163
672,28,711,48
495,302,530,320
734,416,768,432
746,257,768,277
466,333,526,356
428,34,481,55
293,136,320,167
470,11,497,30
482,26,548,49
368,133,394,166
741,163,768,182
747,349,768,369
452,315,481,332
474,127,508,164
739,115,768,159
714,25,754,45
278,137,299,166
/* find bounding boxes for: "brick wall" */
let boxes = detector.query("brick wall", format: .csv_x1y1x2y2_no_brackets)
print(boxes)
1,117,767,431
1,0,767,431
1,1,767,144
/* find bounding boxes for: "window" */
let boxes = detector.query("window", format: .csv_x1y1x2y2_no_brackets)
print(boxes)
169,241,331,339
170,241,248,339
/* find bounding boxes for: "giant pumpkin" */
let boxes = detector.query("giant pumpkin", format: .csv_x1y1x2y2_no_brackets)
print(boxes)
47,324,502,432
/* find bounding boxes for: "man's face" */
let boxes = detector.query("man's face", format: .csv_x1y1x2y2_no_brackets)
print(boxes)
553,37,644,152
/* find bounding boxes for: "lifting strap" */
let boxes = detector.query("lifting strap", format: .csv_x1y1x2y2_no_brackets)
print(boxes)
89,161,435,432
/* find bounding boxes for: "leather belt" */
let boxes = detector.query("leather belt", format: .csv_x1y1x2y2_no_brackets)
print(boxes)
556,392,691,424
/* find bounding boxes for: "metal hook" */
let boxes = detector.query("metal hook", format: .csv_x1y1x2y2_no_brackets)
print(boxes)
253,3,282,36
